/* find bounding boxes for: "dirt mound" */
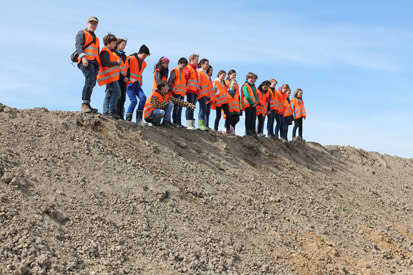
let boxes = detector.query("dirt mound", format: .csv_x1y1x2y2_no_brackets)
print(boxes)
1,102,412,274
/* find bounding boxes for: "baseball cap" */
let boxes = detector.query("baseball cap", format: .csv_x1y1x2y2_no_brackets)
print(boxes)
88,16,99,23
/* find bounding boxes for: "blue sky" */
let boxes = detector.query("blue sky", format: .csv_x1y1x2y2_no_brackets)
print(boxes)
1,0,412,158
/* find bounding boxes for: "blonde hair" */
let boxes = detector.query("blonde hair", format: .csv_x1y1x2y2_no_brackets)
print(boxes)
189,53,199,61
269,78,278,84
230,79,237,84
281,83,290,90
293,88,303,98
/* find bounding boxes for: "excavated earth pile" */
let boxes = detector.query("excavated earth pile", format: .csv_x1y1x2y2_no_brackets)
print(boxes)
0,103,412,274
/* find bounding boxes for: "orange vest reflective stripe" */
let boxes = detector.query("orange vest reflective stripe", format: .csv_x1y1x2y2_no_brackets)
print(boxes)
268,88,279,111
78,30,100,64
127,55,146,84
198,70,212,99
113,51,127,77
224,79,240,115
256,89,269,116
185,65,199,92
207,78,216,109
97,47,120,86
152,68,168,92
291,97,306,119
170,67,186,97
144,91,170,119
240,83,258,110
214,80,231,107
276,90,286,115
284,98,293,117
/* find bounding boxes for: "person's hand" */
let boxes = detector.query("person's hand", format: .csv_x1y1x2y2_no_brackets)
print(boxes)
124,77,129,83
82,57,89,67
117,59,122,65
191,104,196,109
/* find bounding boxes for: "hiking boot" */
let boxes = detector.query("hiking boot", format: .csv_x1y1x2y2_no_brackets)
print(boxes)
125,112,133,121
109,112,120,120
136,110,146,126
86,103,98,113
81,103,91,113
162,120,174,128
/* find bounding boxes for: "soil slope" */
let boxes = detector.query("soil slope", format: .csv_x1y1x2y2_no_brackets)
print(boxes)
1,103,412,274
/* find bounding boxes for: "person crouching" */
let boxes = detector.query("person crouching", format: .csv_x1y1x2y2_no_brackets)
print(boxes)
144,80,195,127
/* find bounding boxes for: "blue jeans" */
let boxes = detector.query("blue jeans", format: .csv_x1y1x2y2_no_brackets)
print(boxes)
275,114,285,138
186,93,198,120
103,81,121,114
79,63,98,102
126,81,147,113
148,103,173,124
267,110,276,136
172,94,183,125
205,103,211,127
198,96,207,121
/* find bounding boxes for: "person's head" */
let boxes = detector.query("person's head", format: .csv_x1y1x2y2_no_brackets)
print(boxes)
103,33,117,50
227,69,237,80
155,56,170,75
286,89,291,97
86,16,98,32
137,44,150,60
116,38,127,52
293,88,303,98
217,70,226,81
189,53,199,65
246,72,256,84
280,84,290,94
207,65,213,77
157,80,169,95
229,79,237,90
199,59,209,70
258,80,271,92
178,57,188,70
269,78,278,88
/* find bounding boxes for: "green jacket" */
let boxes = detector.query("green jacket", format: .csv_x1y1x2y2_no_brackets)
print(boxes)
242,82,258,107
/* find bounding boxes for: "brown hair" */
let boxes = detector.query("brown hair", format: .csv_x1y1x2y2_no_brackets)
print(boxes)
116,38,127,46
246,72,255,80
253,73,258,80
269,78,278,84
293,88,303,98
189,53,199,61
281,83,290,90
103,33,117,46
217,70,226,77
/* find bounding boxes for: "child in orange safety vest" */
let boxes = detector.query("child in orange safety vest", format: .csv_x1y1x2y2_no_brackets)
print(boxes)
283,89,293,140
152,56,170,92
168,57,188,127
256,80,271,137
213,70,232,134
205,66,214,128
267,79,278,138
226,79,241,134
291,88,306,140
197,59,211,131
241,73,259,136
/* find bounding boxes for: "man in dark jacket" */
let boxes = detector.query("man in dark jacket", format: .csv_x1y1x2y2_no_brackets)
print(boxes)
75,16,100,113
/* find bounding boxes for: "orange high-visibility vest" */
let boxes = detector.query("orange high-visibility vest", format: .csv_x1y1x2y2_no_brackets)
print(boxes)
113,51,127,77
97,47,120,86
78,30,100,65
284,98,293,117
214,80,231,107
144,91,170,119
240,83,258,110
276,90,286,115
268,88,279,112
198,70,213,99
152,68,168,92
228,89,241,115
256,89,269,116
185,65,199,93
126,55,147,84
170,67,187,97
291,97,306,119
207,78,216,109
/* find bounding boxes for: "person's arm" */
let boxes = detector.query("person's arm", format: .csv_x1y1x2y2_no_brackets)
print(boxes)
126,57,131,79
243,85,255,107
155,71,162,85
100,51,118,67
169,97,195,109
75,30,86,58
151,96,169,109
168,70,176,91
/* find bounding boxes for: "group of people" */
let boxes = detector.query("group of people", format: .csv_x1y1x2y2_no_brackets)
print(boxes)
75,17,307,140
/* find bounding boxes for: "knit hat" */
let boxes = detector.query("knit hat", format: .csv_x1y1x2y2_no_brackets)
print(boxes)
138,44,150,55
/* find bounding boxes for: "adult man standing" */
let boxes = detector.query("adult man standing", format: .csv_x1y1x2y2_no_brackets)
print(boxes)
75,16,101,113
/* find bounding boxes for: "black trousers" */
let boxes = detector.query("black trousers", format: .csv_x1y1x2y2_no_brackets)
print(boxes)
117,77,127,119
244,107,257,135
292,117,303,138
231,114,240,127
215,104,231,131
257,114,265,135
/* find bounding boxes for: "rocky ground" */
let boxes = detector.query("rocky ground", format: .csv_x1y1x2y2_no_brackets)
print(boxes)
0,103,412,274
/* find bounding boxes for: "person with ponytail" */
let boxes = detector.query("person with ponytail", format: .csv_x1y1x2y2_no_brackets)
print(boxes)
205,66,214,128
213,70,232,134
152,56,170,93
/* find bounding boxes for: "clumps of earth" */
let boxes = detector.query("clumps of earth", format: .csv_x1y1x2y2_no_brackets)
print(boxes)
1,103,412,274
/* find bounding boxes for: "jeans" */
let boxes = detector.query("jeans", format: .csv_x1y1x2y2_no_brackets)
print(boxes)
293,117,303,138
79,63,98,102
148,103,174,125
117,77,127,118
283,124,290,140
172,94,184,125
215,104,231,131
198,96,208,121
103,81,121,114
245,107,257,135
186,93,198,120
205,103,211,127
267,110,276,136
126,81,147,113
275,113,285,138
257,114,265,135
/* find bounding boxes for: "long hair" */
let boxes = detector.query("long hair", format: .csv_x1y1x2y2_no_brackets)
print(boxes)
154,56,169,77
226,69,236,81
258,80,271,91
